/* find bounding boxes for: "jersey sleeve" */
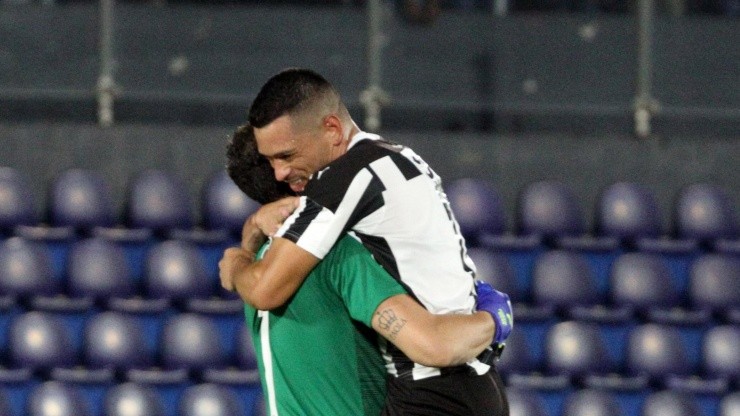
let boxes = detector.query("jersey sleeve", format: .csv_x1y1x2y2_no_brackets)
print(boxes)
323,235,406,326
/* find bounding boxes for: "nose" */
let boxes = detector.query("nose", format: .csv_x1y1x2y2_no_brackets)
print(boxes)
272,160,290,182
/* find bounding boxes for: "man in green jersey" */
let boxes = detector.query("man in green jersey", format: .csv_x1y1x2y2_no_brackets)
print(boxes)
227,124,501,415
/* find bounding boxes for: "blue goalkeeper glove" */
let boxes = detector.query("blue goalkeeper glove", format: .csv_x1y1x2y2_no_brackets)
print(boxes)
475,280,514,345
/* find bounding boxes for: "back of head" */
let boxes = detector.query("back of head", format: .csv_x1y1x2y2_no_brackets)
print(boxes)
226,123,294,205
248,67,340,129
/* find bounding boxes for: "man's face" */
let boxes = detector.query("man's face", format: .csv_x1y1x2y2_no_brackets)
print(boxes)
254,114,332,194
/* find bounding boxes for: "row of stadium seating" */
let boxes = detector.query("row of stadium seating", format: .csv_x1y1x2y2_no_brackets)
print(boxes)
0,235,736,325
0,167,737,252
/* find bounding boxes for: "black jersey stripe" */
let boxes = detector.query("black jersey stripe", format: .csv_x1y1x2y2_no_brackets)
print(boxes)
280,198,324,243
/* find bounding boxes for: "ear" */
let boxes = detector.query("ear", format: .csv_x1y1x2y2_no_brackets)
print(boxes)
322,114,344,145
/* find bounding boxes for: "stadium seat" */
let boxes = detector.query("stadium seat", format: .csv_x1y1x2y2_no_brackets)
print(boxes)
468,247,519,300
0,237,59,307
159,313,227,374
83,311,154,372
0,166,37,233
517,180,585,241
701,325,740,387
103,382,165,416
545,321,615,382
608,253,708,325
144,240,211,303
595,182,663,244
49,169,116,233
7,312,77,372
126,170,194,234
674,183,738,243
25,381,91,416
562,388,625,416
252,393,267,416
495,326,535,378
445,178,506,246
178,384,245,416
641,390,702,416
202,318,260,386
625,324,694,388
719,391,740,416
507,387,548,416
531,250,619,321
201,170,260,237
689,254,740,323
66,238,136,303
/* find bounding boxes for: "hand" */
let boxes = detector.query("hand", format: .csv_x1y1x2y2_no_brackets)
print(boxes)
475,280,514,345
218,247,253,292
249,196,300,237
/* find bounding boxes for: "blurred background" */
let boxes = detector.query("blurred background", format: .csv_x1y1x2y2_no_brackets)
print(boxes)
0,0,737,415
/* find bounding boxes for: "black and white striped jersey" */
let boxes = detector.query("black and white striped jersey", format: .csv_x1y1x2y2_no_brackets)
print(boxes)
275,132,489,380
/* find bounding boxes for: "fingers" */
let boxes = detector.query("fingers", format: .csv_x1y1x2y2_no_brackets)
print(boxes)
253,196,300,236
218,247,248,292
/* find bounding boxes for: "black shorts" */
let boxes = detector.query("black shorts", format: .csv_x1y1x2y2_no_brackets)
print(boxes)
380,368,509,416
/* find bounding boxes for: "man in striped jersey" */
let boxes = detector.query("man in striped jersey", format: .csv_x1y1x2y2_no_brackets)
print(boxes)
225,124,506,415
220,69,512,415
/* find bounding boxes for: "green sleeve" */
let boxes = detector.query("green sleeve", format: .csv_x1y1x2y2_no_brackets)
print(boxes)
322,235,407,326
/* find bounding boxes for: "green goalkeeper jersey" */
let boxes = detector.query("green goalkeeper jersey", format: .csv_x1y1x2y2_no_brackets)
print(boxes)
244,234,406,416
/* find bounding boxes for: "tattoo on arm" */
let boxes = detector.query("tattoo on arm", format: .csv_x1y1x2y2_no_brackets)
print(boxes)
376,308,407,341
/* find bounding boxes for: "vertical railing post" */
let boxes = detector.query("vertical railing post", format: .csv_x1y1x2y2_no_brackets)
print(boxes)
635,0,658,138
98,0,115,127
361,0,390,133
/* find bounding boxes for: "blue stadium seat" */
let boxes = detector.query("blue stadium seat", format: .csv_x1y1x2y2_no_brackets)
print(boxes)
517,180,585,241
178,384,245,416
103,382,165,416
563,388,625,416
202,318,260,386
495,326,536,378
201,170,260,237
468,247,519,300
160,313,227,374
641,390,702,416
66,238,136,304
545,321,615,383
689,254,740,323
596,182,663,245
719,391,740,416
49,169,116,233
126,170,194,234
674,183,738,243
252,393,267,416
83,311,154,372
0,166,37,234
445,178,507,246
25,381,91,416
7,312,77,372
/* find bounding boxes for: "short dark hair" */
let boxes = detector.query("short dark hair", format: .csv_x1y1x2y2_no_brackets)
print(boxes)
248,68,335,128
226,123,294,205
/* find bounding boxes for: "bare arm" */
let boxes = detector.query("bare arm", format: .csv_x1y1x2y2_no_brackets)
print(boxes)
371,294,494,368
219,196,317,310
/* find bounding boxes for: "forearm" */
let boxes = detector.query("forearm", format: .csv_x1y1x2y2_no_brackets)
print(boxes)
372,295,495,367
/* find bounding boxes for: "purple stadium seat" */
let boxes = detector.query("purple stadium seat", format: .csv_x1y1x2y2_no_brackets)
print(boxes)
445,178,507,245
126,170,194,233
49,169,115,232
689,254,740,323
0,167,37,232
675,183,738,242
518,180,585,240
641,390,702,416
83,311,153,371
201,170,260,236
563,389,625,416
103,382,165,416
179,384,245,416
596,182,662,244
26,381,91,416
